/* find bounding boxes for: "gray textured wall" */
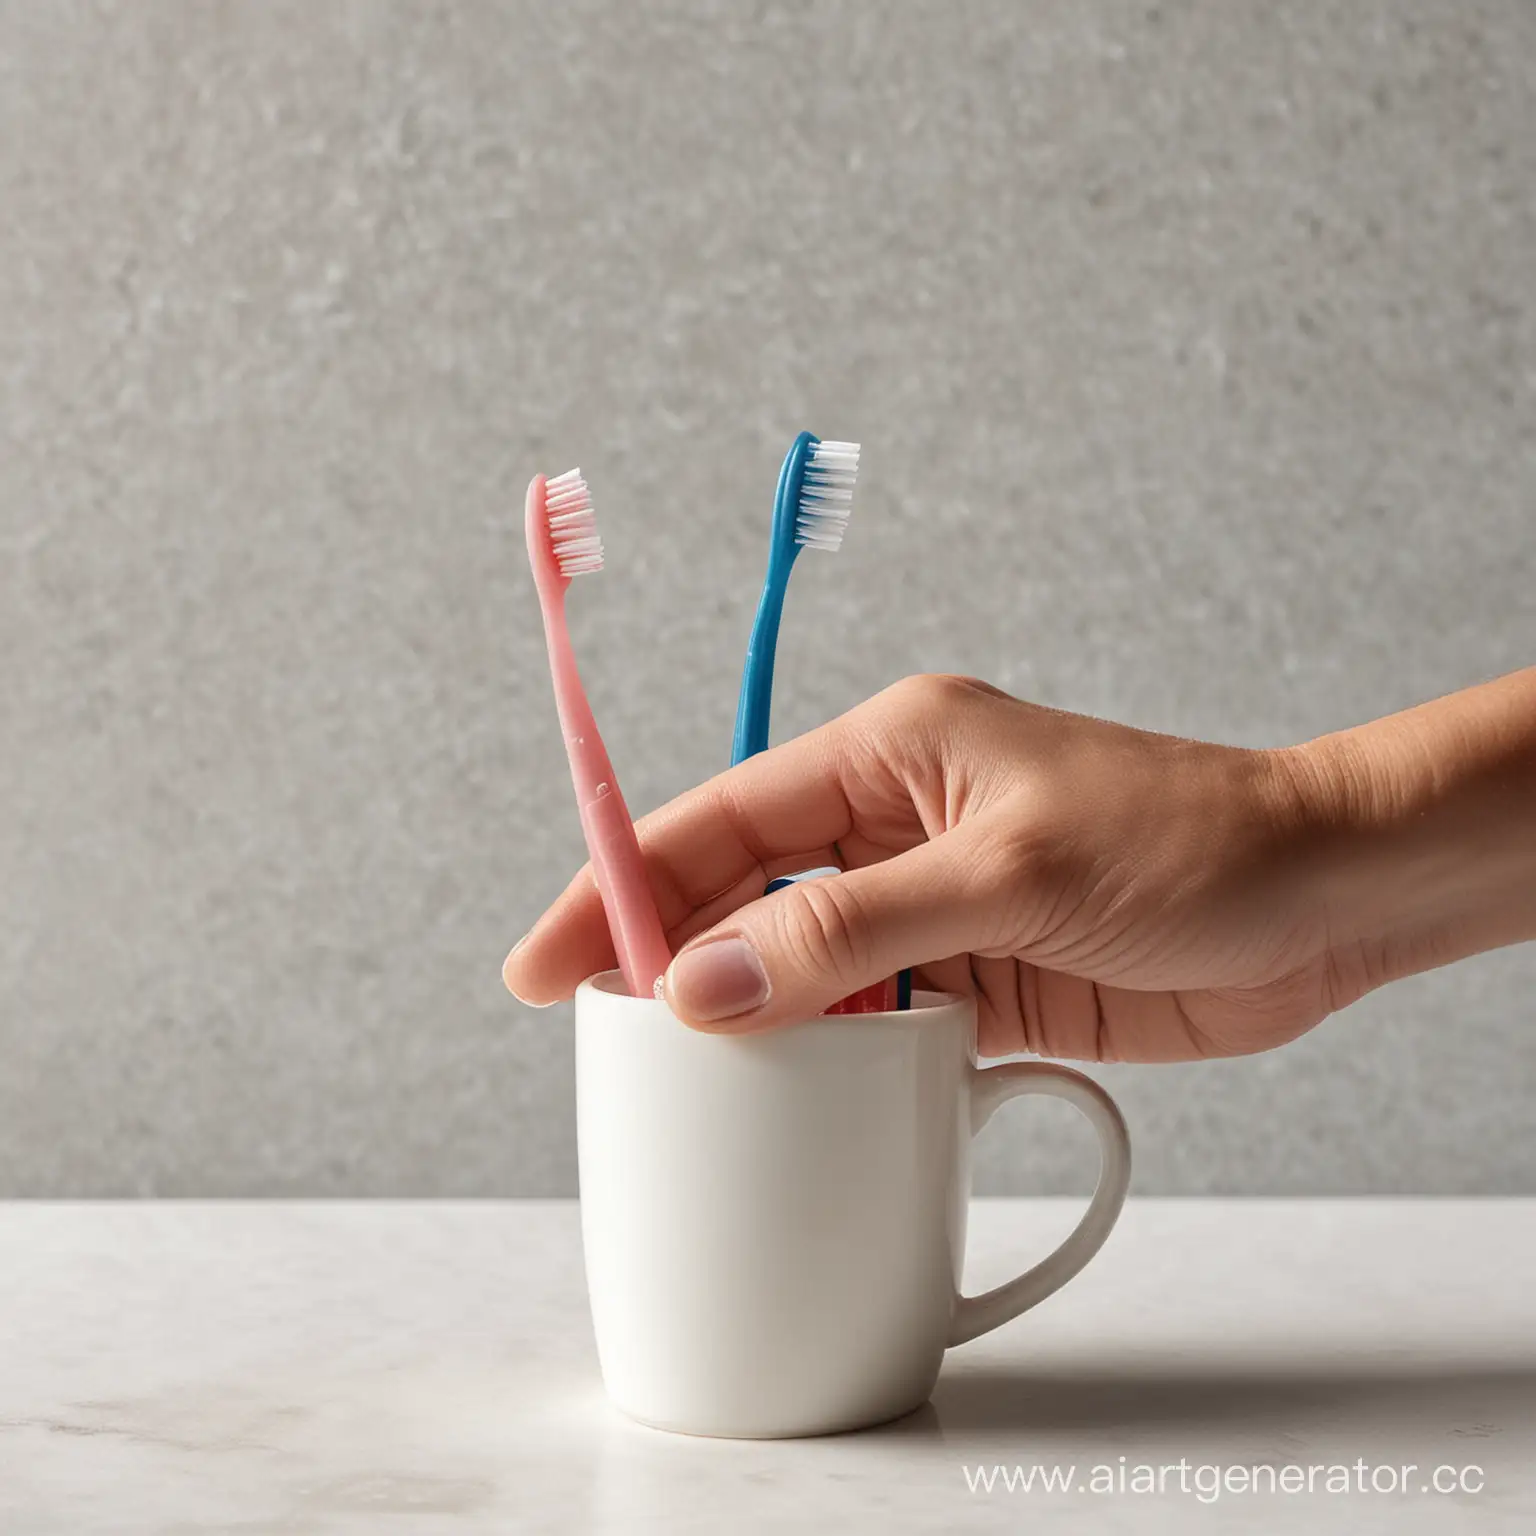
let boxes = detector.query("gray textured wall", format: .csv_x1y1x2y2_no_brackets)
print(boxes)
3,1,1532,1196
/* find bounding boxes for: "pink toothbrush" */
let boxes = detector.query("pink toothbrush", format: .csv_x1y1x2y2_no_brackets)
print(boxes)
525,469,672,998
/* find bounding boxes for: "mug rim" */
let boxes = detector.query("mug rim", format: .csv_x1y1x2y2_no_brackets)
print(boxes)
577,968,970,1025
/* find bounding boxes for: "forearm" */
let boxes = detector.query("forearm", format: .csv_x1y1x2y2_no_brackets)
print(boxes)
1286,668,1536,990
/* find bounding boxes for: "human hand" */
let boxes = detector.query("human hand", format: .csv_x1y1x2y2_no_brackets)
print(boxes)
504,671,1536,1062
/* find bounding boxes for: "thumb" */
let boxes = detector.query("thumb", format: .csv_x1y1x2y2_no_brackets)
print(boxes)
662,822,1008,1030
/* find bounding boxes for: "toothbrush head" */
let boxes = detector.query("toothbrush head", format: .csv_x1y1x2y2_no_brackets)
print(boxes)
768,432,861,567
526,468,604,598
795,438,860,554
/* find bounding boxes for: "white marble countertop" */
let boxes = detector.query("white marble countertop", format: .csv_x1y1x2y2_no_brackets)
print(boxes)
0,1200,1531,1533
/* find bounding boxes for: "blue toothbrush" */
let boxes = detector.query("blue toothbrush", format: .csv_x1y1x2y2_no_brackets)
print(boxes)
734,434,910,1007
731,432,860,764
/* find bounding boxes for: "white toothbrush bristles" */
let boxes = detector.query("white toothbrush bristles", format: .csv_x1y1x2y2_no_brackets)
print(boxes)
795,439,860,553
545,468,604,577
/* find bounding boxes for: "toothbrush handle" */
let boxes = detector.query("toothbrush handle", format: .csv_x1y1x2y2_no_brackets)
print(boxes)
543,602,671,998
579,784,672,998
731,561,792,764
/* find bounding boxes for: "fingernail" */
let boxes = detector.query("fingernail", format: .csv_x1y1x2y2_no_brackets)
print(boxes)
503,942,556,1008
669,935,770,1022
505,977,558,1010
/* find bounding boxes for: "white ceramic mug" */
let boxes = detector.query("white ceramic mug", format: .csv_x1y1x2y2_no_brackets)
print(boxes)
575,970,1131,1438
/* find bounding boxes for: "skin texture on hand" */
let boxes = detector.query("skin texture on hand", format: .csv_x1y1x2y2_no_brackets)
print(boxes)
505,670,1536,1063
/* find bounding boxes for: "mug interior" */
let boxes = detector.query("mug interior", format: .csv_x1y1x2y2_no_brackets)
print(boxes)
583,967,962,1018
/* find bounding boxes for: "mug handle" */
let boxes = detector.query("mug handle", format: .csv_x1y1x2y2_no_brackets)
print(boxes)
948,1061,1132,1347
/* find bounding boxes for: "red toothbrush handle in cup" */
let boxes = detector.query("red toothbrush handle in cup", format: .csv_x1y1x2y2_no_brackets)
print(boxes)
825,978,898,1014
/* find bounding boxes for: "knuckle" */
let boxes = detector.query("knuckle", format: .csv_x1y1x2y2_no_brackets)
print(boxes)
887,672,948,713
876,672,997,727
851,675,1012,776
938,672,1011,703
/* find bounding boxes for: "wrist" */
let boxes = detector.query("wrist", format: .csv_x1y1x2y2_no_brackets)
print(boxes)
1272,727,1427,945
1278,671,1536,968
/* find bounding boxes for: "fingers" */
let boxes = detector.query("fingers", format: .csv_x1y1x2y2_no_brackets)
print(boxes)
501,673,1013,1009
503,718,859,1005
502,869,614,1005
662,818,1014,1030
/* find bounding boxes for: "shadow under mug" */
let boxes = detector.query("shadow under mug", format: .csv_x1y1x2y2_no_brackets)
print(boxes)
575,970,1132,1438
